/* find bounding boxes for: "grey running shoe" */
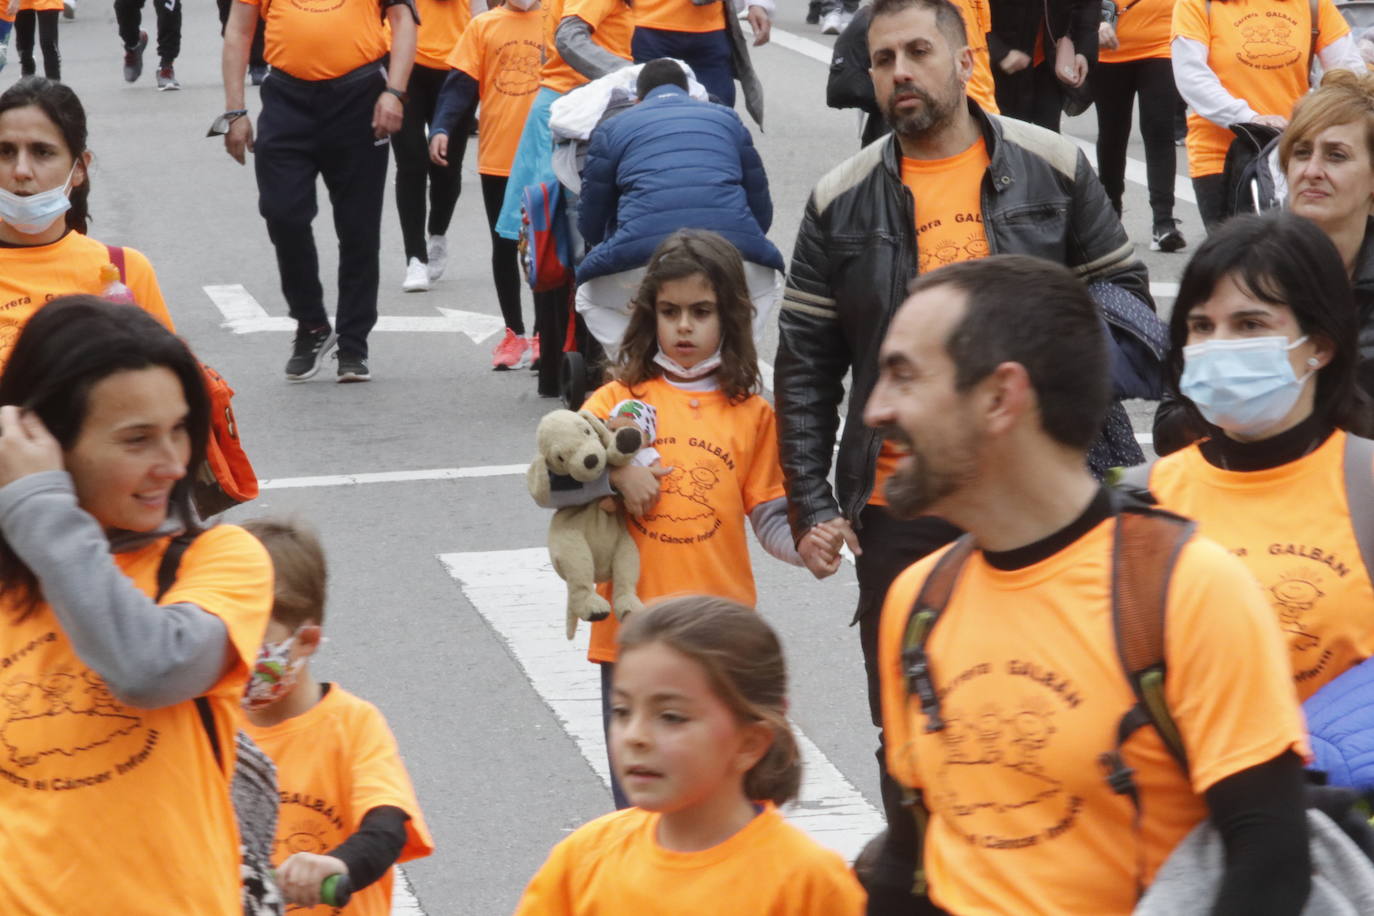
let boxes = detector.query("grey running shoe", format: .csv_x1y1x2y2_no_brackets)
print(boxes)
156,65,180,91
285,326,337,381
123,31,147,82
336,351,371,383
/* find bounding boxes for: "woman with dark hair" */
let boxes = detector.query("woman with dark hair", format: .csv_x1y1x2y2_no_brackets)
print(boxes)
0,297,274,914
0,77,172,372
1137,212,1374,701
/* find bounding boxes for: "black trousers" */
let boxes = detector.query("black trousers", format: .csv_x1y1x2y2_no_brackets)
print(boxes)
254,64,389,358
115,0,181,65
216,0,265,70
1092,57,1179,225
15,10,59,80
391,63,469,263
994,60,1065,133
480,173,526,336
853,506,961,907
1192,172,1229,235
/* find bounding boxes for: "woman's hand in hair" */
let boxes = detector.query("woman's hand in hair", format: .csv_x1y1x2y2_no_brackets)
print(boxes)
0,407,62,489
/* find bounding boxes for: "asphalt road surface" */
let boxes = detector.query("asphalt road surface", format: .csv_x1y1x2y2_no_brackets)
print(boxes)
18,3,1197,912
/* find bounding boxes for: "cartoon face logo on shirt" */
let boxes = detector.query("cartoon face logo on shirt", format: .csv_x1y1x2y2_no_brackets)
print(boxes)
493,40,543,96
641,463,721,529
1234,12,1301,68
1269,571,1325,653
1,668,150,780
286,0,346,13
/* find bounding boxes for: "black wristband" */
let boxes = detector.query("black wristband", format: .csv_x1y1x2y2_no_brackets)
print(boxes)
382,87,407,105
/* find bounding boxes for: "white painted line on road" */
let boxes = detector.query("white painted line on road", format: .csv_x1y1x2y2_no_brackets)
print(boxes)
202,286,504,343
1151,282,1178,299
439,547,885,862
759,23,835,66
392,867,425,915
259,464,526,490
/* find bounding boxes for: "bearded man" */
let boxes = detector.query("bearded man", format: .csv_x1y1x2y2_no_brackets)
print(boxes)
772,0,1150,908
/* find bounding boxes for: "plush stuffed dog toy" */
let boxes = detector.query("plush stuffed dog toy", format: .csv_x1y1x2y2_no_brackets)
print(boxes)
527,409,644,639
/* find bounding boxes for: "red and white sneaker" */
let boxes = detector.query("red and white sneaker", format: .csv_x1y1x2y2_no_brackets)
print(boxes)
527,334,540,371
492,328,530,371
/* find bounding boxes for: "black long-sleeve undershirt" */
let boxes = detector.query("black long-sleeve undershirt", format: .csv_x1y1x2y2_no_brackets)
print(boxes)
326,805,411,892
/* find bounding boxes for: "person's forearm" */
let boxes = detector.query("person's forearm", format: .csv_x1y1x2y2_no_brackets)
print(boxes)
328,806,410,891
749,498,802,566
221,2,256,110
1206,752,1310,915
386,6,417,92
555,16,629,82
430,70,478,138
1171,37,1258,129
0,472,229,709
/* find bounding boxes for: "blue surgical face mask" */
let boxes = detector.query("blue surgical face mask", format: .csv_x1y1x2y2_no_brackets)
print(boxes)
0,163,77,235
1179,335,1318,436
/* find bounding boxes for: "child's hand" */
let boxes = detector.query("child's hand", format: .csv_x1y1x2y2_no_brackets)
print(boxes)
798,517,860,579
609,463,671,516
277,852,348,906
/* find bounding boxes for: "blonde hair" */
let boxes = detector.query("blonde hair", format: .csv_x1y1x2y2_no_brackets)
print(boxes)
1279,69,1374,171
240,518,328,629
618,596,801,806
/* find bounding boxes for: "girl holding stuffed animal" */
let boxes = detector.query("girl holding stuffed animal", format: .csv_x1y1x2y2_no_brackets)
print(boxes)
574,228,811,809
514,597,866,915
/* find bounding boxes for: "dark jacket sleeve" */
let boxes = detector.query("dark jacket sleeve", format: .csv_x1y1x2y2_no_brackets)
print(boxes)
1152,392,1212,456
1068,0,1099,63
775,195,852,540
430,69,479,139
738,117,772,233
577,121,619,248
826,6,879,115
1068,147,1153,307
1204,752,1311,915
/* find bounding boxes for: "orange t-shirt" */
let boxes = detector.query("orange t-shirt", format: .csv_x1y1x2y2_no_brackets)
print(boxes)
0,231,173,374
953,0,999,114
540,0,634,93
514,804,866,915
878,521,1308,915
871,140,991,506
1148,431,1374,700
1101,0,1174,63
0,526,273,916
582,377,786,663
448,6,545,175
1173,0,1350,177
633,0,723,35
240,0,391,82
19,0,61,12
241,684,435,916
415,0,473,69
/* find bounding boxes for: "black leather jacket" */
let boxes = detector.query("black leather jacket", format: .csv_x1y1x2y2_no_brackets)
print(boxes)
775,104,1152,539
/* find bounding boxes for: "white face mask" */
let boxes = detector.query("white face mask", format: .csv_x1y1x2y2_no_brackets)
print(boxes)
653,346,722,380
506,0,537,10
1179,335,1318,436
0,163,77,235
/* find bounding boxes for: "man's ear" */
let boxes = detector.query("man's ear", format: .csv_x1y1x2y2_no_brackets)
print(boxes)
982,362,1032,435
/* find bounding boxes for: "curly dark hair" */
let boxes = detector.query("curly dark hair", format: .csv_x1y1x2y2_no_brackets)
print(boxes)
612,230,761,403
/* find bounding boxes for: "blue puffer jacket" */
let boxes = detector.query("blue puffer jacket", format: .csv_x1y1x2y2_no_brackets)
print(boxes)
576,84,784,284
1305,655,1374,793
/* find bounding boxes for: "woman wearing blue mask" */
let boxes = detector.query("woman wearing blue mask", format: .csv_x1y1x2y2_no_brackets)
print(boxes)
1137,211,1374,701
0,77,173,374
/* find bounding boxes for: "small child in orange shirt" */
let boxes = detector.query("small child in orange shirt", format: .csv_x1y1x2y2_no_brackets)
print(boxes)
514,596,867,915
238,519,434,914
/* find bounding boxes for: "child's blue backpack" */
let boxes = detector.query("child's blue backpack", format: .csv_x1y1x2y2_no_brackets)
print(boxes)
519,181,574,293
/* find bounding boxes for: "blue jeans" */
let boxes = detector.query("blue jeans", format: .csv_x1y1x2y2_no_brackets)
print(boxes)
632,26,735,109
599,662,631,810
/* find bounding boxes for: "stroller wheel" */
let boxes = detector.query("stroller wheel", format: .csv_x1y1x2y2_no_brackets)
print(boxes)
561,351,587,410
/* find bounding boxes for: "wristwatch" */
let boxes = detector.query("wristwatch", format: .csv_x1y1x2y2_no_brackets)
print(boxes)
206,109,249,138
382,87,408,105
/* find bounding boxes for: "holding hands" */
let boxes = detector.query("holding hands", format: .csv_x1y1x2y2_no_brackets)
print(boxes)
798,516,860,580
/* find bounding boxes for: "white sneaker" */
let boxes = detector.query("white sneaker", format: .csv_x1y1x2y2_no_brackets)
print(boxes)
402,257,430,292
427,235,448,283
837,9,854,31
820,9,842,33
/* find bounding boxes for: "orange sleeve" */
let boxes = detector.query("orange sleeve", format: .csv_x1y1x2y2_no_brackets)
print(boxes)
878,554,945,790
788,855,868,914
740,401,785,514
563,0,620,29
123,246,175,333
1172,0,1208,44
345,700,435,862
1316,0,1351,51
1162,537,1310,794
448,15,484,77
161,525,273,697
580,380,627,419
513,835,577,916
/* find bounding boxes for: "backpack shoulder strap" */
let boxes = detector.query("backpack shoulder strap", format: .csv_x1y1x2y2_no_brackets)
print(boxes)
1309,0,1320,70
1343,434,1374,586
103,244,127,285
901,534,977,732
155,532,223,772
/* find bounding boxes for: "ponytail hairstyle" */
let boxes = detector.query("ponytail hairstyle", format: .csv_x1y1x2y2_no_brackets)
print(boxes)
0,77,92,234
613,230,762,403
618,596,802,806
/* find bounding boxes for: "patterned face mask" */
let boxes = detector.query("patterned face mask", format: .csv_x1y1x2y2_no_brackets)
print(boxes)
241,633,305,711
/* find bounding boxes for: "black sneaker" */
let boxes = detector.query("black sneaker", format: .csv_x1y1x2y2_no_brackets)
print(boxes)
284,326,336,381
1151,220,1187,253
336,350,371,383
123,30,147,83
806,0,821,23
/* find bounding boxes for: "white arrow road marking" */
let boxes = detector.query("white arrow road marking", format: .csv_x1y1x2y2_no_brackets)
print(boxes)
202,285,503,343
439,547,885,862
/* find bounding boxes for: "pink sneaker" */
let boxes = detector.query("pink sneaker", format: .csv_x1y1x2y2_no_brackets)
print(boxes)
492,328,530,371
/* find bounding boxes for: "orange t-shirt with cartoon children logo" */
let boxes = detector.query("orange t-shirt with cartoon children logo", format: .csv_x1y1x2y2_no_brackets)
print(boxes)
869,139,991,508
1173,0,1351,177
582,377,786,664
241,684,435,916
1147,430,1374,700
878,518,1308,915
0,231,173,375
0,526,273,916
448,5,546,176
239,0,392,82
